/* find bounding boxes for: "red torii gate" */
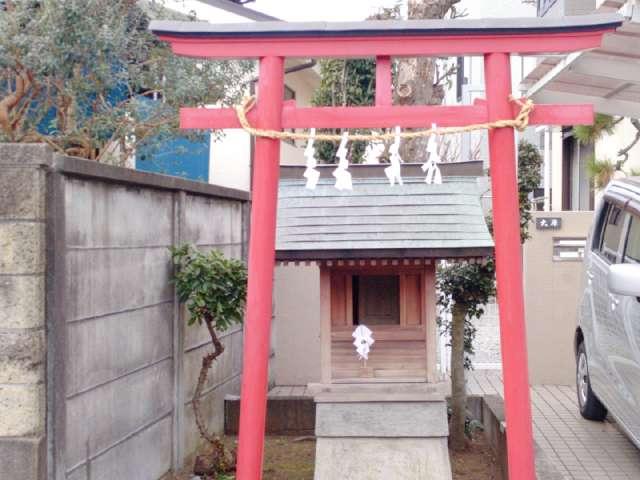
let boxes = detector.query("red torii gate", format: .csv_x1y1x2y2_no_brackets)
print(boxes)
151,14,621,480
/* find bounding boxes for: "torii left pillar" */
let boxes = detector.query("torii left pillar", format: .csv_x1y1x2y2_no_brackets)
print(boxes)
236,56,285,480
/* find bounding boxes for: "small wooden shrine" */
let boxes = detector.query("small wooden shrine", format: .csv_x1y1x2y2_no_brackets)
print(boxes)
276,164,493,385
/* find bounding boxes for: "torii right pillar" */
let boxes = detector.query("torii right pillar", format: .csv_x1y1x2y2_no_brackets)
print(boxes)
485,52,535,480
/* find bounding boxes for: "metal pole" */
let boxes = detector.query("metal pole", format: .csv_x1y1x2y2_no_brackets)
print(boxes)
236,55,284,480
544,126,551,212
551,127,563,211
484,52,537,480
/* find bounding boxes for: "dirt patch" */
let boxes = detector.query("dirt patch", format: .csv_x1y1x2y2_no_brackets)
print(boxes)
172,433,497,480
450,433,500,480
170,436,315,480
253,436,315,480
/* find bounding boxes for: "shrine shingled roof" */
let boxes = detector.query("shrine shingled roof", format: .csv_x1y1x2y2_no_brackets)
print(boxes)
276,176,493,261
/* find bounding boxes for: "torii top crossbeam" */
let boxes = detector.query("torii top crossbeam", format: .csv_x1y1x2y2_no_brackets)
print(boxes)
151,14,622,480
153,14,621,132
151,14,621,57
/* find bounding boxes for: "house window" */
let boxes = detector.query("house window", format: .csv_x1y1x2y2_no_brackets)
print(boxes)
352,275,400,326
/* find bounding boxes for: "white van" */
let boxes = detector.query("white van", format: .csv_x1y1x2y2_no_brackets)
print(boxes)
576,178,640,446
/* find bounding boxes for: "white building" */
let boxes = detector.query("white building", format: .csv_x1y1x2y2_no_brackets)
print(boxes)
521,0,640,211
163,0,321,191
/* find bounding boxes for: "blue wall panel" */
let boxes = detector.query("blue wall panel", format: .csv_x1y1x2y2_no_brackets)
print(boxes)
136,135,210,182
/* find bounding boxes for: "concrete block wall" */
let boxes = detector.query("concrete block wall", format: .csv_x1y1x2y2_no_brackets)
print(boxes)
0,144,250,480
181,194,245,458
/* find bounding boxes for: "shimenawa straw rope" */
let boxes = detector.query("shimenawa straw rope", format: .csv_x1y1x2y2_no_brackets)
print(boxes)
233,96,534,142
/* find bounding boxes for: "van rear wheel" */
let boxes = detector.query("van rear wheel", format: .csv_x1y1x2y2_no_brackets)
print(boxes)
577,343,607,421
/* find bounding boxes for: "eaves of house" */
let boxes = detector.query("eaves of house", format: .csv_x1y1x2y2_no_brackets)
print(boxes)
520,0,640,117
194,0,280,21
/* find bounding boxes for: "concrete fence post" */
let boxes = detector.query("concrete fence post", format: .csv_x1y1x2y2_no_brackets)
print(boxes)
172,191,187,471
0,144,52,480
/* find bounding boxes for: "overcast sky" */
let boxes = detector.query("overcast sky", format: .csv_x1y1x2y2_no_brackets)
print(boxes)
248,0,535,21
166,0,535,23
248,0,404,21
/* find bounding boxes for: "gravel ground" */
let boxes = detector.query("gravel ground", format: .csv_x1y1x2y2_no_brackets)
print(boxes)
469,301,502,369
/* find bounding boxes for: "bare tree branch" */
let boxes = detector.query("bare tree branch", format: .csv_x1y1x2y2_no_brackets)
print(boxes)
617,118,640,165
396,0,462,162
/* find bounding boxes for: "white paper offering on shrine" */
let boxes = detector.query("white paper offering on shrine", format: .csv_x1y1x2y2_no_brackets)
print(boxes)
332,132,353,190
384,126,403,186
422,123,443,185
352,325,375,361
303,128,320,190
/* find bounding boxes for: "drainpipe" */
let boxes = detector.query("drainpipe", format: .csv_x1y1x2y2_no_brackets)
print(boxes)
551,126,563,211
543,126,551,212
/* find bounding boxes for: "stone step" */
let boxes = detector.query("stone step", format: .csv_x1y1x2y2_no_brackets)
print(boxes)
314,399,451,480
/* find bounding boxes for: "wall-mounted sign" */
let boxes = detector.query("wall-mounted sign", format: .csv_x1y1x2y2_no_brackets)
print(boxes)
536,217,562,230
538,0,559,17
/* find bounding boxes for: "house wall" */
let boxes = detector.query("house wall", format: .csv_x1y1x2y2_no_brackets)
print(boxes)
523,211,594,385
279,67,319,166
273,264,322,386
210,129,252,191
209,62,320,192
0,144,250,480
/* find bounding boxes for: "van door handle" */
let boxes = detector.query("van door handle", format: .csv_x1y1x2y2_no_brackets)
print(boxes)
586,270,594,285
609,293,620,310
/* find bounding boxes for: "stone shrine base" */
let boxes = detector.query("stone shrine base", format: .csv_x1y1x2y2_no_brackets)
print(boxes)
310,382,452,480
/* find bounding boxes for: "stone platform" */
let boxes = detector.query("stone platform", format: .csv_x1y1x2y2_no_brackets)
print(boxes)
311,382,452,480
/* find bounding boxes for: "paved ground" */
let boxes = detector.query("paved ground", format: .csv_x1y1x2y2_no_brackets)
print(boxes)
469,370,640,480
464,304,640,478
270,370,640,479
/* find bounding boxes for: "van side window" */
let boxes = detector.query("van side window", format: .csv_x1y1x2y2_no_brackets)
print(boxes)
624,216,640,264
592,202,611,251
600,204,625,263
